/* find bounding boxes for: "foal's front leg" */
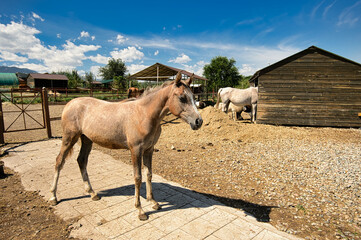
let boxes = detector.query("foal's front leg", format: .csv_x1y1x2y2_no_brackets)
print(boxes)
143,147,160,210
131,147,147,220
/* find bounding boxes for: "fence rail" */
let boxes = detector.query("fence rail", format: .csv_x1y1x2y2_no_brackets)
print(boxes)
3,88,216,103
4,88,128,103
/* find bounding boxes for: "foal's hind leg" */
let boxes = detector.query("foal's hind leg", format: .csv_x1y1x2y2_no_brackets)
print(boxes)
143,147,160,210
77,135,100,201
49,132,80,205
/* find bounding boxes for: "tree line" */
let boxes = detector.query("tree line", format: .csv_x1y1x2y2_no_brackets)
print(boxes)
53,56,251,90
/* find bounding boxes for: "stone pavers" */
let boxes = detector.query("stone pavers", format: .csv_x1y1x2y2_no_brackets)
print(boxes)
2,139,301,240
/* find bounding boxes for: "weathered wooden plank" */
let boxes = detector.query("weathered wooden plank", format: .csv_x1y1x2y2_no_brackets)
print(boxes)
260,76,361,82
257,118,361,127
259,85,361,91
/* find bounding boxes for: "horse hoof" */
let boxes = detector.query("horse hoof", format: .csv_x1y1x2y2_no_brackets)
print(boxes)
48,198,57,206
91,195,101,201
138,213,148,221
152,204,161,210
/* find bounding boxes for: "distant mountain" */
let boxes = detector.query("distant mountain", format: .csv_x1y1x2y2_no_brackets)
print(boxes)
0,66,37,73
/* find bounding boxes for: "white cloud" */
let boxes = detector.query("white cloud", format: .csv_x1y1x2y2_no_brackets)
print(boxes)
13,63,48,73
110,46,144,62
42,40,101,71
116,34,128,44
78,70,86,76
78,31,95,41
90,66,101,78
129,36,175,50
0,51,28,62
239,64,255,76
88,54,109,64
337,1,361,27
127,64,148,74
32,12,44,22
80,31,90,38
154,50,159,56
0,21,101,72
310,1,325,20
323,1,336,19
0,21,42,53
236,17,262,26
169,53,191,64
181,61,205,76
177,38,299,73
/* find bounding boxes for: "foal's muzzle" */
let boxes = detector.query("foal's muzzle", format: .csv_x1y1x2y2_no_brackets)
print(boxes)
191,117,203,130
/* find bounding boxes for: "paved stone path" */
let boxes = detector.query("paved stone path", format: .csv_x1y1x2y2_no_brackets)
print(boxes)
3,139,301,240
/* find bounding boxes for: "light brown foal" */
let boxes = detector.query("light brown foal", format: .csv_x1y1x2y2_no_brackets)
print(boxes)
49,72,203,220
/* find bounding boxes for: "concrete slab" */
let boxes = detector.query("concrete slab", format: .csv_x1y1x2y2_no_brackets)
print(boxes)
2,139,302,240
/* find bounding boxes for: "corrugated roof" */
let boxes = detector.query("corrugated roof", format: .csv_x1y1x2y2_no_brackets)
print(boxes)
250,45,361,83
101,79,113,84
129,63,208,81
29,73,68,81
0,73,19,85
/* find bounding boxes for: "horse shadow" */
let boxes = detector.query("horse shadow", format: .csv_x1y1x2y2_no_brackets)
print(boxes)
75,182,276,222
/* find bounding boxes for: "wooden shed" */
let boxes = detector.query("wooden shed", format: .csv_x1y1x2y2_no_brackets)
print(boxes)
249,46,361,127
27,73,68,88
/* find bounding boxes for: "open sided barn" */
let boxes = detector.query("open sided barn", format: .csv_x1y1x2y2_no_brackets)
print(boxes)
250,46,361,127
27,73,68,88
129,63,208,93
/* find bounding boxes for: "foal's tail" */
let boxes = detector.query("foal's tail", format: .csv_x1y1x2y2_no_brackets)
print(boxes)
215,88,222,109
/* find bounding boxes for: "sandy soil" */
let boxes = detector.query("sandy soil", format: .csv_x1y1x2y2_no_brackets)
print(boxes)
1,102,360,240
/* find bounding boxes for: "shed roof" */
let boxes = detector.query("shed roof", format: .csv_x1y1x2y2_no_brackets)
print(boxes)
249,45,361,82
0,73,19,85
129,63,208,81
29,73,68,81
101,79,113,84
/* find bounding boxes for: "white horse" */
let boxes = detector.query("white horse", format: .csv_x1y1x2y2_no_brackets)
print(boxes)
215,87,258,123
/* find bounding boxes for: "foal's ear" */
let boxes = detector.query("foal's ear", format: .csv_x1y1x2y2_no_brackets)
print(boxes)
185,73,194,86
175,71,182,85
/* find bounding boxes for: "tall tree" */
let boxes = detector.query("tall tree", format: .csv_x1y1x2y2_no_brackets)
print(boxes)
99,58,127,80
53,69,82,88
84,72,95,88
112,76,127,90
203,56,241,90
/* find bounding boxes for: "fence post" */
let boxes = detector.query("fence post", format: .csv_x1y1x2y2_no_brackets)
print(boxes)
10,88,13,103
0,96,5,144
41,88,52,139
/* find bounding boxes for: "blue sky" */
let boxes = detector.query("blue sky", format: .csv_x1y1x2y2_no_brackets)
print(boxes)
1,0,361,78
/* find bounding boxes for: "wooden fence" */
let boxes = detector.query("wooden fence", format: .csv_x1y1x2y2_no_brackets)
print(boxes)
0,88,51,144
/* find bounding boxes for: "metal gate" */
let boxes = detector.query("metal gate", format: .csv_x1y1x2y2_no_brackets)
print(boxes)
0,88,51,144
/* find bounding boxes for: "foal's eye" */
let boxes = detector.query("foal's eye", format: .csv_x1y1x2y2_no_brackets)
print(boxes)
179,96,187,103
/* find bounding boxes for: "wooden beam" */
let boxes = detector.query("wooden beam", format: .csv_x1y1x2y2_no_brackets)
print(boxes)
135,76,173,79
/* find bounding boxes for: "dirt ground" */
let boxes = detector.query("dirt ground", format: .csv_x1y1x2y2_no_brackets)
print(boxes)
1,102,360,240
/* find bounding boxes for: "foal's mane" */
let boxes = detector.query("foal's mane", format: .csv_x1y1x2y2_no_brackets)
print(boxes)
138,81,174,99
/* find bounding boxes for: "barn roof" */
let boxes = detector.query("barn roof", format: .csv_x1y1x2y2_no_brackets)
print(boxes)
249,45,361,83
129,63,208,82
0,73,19,85
29,73,68,81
